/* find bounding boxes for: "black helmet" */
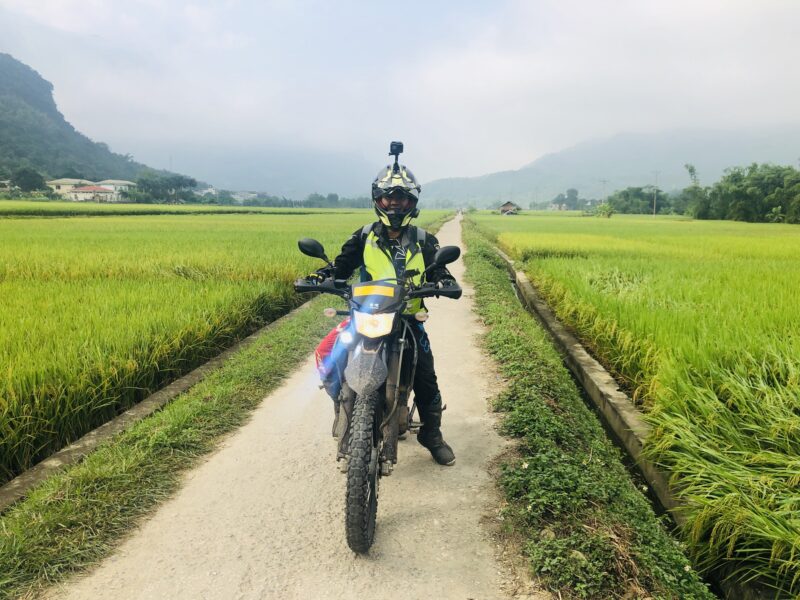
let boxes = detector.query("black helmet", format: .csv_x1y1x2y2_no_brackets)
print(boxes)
371,164,421,230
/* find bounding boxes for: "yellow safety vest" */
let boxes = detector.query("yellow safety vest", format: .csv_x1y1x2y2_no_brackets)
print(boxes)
362,228,426,314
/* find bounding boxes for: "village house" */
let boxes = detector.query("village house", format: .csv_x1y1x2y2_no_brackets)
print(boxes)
499,201,522,215
0,180,11,190
69,185,116,202
46,178,95,196
47,178,136,202
97,180,136,195
195,186,217,197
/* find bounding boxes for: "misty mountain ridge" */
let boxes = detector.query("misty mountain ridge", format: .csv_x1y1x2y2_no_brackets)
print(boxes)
0,53,374,196
422,127,800,207
0,52,163,181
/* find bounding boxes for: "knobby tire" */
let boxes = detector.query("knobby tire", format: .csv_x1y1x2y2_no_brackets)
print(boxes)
345,392,380,553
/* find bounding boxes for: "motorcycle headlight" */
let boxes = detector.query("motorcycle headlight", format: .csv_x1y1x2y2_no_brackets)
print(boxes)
352,311,395,338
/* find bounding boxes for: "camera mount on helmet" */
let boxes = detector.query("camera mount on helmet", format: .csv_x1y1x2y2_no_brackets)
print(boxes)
389,141,403,174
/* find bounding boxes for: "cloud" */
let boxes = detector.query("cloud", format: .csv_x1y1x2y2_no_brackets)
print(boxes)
393,0,800,176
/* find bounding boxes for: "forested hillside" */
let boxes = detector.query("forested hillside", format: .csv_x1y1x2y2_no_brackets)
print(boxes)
0,53,154,181
423,128,800,207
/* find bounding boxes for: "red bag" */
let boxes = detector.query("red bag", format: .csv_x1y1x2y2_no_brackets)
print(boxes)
315,318,350,377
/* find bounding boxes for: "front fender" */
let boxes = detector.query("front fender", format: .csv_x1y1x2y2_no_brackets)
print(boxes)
344,340,387,397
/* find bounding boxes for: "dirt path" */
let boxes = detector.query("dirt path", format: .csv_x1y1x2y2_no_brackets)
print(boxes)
49,217,550,600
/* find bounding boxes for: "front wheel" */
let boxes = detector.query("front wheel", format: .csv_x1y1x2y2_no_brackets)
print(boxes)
345,392,380,553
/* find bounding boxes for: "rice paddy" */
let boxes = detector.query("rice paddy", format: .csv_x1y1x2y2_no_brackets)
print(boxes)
0,209,447,484
469,211,800,594
0,199,355,217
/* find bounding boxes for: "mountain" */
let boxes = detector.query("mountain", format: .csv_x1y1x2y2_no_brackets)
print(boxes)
161,144,375,198
423,128,800,207
0,53,163,181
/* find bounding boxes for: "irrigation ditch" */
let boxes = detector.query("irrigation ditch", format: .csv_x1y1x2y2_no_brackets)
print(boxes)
491,245,775,600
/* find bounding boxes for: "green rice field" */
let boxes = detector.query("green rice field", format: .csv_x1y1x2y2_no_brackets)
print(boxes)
0,199,356,217
469,211,800,594
0,208,448,484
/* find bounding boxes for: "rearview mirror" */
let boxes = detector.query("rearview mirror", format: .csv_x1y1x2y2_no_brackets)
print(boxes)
433,245,460,267
298,238,329,262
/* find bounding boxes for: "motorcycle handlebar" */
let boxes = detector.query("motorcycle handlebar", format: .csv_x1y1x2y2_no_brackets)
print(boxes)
293,277,350,297
294,277,462,301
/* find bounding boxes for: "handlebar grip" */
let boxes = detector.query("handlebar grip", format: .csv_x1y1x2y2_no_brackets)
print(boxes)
408,284,462,300
294,278,350,298
436,286,462,299
294,280,321,293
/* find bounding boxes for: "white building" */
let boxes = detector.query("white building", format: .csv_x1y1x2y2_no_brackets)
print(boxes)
97,179,136,194
69,185,116,202
47,178,96,196
47,178,136,201
196,186,217,197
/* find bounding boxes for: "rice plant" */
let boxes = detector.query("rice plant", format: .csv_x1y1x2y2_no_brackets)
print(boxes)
0,199,360,217
470,211,800,595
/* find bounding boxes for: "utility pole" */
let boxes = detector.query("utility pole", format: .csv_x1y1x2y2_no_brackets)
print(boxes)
600,179,608,204
652,171,660,217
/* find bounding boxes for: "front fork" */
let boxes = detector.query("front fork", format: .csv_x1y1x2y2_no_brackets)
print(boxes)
380,348,401,475
336,322,418,476
380,320,419,475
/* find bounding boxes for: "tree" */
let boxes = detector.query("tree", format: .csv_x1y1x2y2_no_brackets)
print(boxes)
11,167,46,191
677,164,709,218
766,206,785,223
220,191,237,205
164,175,197,203
56,167,86,179
596,203,614,218
607,187,671,214
684,163,699,186
565,188,579,210
551,193,566,209
702,163,799,222
304,193,326,207
134,173,196,203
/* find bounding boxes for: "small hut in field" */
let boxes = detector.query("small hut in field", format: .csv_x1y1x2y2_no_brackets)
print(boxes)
499,201,521,215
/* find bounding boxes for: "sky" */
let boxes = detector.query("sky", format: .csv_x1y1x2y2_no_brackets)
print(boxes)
1,0,799,191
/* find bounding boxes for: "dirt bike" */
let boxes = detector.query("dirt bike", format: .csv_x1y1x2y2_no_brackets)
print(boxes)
294,238,462,553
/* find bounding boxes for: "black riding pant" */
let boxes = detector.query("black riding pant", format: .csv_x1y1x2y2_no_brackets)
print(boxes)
405,321,440,409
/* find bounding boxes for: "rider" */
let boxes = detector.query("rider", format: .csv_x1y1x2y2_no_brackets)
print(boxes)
312,153,458,466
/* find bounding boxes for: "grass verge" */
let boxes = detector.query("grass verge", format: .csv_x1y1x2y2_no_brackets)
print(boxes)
463,220,714,599
0,295,332,599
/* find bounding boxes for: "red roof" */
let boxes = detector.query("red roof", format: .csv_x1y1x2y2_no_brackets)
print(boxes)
73,186,113,192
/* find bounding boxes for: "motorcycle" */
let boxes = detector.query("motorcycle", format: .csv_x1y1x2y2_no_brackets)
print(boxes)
294,237,462,553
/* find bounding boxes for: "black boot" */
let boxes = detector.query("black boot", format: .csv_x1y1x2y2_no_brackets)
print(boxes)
417,395,455,466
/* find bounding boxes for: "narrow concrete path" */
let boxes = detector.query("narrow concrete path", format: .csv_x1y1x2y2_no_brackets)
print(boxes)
49,217,550,600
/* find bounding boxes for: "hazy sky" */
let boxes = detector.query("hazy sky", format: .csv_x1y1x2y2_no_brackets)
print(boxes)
1,0,799,186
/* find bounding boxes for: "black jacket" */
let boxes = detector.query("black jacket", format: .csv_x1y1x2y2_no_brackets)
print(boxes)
330,222,453,284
